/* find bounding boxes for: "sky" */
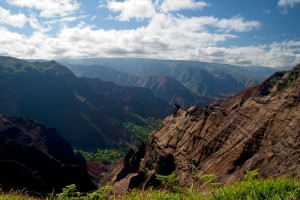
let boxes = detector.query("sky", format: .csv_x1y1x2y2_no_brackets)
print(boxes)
0,0,300,68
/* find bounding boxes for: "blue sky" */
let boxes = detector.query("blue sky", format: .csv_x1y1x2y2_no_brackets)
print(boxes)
0,0,300,67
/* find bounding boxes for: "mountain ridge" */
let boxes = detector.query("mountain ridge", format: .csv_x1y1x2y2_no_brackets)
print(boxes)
0,56,171,149
65,63,209,107
108,64,300,193
61,58,277,107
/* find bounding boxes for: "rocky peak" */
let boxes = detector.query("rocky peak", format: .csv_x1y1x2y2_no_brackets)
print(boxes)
109,64,300,193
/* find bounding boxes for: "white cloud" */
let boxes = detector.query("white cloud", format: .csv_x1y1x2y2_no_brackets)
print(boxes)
278,0,300,8
6,0,80,18
278,0,300,13
0,26,37,57
154,15,260,33
1,21,299,68
194,42,300,67
160,0,208,12
107,0,156,21
0,7,27,28
0,1,297,68
216,16,261,33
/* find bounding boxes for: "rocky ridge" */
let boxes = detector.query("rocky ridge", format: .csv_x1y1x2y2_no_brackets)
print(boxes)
110,64,300,193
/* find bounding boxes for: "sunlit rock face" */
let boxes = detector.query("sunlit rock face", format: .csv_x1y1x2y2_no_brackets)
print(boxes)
110,64,300,193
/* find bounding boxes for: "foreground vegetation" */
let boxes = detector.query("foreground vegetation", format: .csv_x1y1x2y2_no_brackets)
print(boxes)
1,174,299,200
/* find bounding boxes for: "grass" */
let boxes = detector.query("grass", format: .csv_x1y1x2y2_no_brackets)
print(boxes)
1,177,299,200
0,190,40,200
211,177,300,200
124,177,300,200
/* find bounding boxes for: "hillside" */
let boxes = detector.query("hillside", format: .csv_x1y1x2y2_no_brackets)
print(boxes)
64,64,209,107
60,58,277,107
0,114,95,193
109,64,300,193
0,56,171,149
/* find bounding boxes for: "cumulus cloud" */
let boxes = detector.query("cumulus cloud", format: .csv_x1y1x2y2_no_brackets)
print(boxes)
6,0,80,18
0,10,298,68
0,30,298,67
0,7,27,28
107,0,156,21
160,0,208,12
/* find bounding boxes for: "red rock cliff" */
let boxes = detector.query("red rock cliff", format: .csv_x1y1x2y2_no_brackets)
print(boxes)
110,64,300,193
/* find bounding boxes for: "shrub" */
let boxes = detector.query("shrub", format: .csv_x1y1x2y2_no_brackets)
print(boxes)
57,184,82,199
199,173,221,189
156,173,179,191
244,169,259,181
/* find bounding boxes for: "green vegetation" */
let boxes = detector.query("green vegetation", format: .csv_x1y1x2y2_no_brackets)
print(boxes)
56,184,112,200
0,57,57,74
125,189,183,200
123,117,161,144
156,173,179,191
199,174,221,189
267,64,300,93
277,64,300,92
124,177,300,200
75,149,127,162
1,173,300,199
123,122,153,144
0,190,40,200
244,169,259,181
211,177,300,200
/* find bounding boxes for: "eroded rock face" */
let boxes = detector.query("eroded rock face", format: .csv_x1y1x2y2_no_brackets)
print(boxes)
0,115,96,193
111,65,300,193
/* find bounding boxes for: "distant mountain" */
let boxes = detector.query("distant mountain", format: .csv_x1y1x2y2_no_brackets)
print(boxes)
108,64,300,193
59,58,277,107
0,56,171,149
64,64,210,107
0,114,95,193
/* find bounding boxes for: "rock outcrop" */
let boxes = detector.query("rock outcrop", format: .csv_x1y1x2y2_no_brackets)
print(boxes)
0,115,96,194
110,64,300,193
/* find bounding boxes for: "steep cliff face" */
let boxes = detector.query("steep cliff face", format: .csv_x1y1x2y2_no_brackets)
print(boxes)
111,65,300,193
0,115,95,193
